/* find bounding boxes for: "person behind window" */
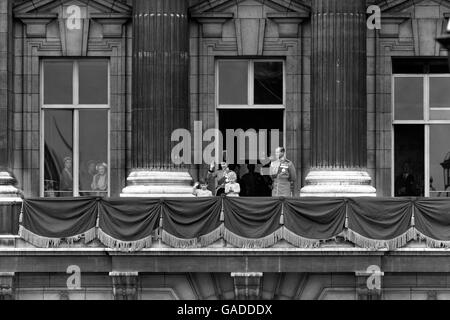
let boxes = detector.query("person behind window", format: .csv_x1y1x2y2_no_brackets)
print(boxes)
224,171,240,197
192,180,213,197
59,156,73,197
395,162,418,197
91,162,108,195
270,147,297,197
80,160,97,195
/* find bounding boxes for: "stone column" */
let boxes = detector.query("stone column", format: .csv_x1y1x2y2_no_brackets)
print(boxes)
121,0,193,197
0,0,21,202
300,0,376,197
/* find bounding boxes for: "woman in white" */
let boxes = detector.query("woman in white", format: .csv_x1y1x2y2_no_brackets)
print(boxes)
225,171,240,197
91,163,108,195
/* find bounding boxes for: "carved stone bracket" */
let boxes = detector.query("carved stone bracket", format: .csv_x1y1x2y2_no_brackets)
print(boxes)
231,272,263,300
0,272,15,300
380,12,411,38
191,12,234,38
91,13,130,38
110,271,139,300
267,12,309,38
16,13,58,38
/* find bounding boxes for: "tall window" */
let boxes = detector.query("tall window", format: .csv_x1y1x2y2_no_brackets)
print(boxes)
217,60,285,108
392,60,450,197
41,60,110,197
216,60,285,168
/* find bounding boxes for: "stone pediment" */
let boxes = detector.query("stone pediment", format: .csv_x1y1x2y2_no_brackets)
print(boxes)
377,0,450,13
13,0,131,15
190,0,310,41
13,0,131,55
189,0,311,15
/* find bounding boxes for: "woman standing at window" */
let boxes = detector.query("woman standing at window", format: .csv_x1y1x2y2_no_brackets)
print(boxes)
91,163,108,195
59,157,73,197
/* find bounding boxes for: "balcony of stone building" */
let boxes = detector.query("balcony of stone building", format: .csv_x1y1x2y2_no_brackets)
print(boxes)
0,196,450,277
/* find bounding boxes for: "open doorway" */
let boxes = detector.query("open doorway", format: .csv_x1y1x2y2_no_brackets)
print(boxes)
218,109,284,179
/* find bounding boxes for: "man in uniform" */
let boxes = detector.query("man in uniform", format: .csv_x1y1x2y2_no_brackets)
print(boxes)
270,147,297,197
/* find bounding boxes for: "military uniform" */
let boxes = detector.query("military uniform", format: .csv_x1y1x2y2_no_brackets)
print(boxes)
270,158,297,197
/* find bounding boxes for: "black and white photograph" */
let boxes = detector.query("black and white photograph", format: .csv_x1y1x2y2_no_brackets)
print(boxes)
2,0,450,308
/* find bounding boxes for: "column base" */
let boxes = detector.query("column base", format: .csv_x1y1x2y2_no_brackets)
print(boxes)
121,170,194,198
300,170,376,197
0,171,22,203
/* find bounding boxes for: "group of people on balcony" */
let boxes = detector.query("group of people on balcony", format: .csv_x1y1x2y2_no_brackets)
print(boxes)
193,147,297,197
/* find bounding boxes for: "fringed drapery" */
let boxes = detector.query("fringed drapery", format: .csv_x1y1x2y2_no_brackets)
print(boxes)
18,197,450,251
223,197,283,247
282,198,346,246
161,198,223,248
97,198,160,251
20,197,98,247
346,198,414,249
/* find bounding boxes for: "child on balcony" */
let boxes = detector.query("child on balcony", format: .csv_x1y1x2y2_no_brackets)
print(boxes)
192,180,213,197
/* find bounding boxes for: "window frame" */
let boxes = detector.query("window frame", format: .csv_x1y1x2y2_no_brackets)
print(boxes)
40,59,111,198
216,59,286,109
214,59,287,164
391,73,450,197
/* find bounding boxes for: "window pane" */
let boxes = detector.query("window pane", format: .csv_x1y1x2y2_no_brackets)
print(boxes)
394,125,424,197
219,61,248,105
430,77,450,109
429,125,450,197
43,61,73,104
394,77,423,120
44,110,73,197
79,60,108,104
254,62,283,105
79,110,108,196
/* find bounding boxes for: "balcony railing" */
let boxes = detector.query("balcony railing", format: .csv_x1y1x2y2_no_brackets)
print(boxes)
0,196,449,251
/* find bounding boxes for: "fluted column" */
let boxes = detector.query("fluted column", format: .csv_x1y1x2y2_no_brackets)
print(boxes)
132,0,189,169
301,0,376,197
0,0,21,202
122,0,193,197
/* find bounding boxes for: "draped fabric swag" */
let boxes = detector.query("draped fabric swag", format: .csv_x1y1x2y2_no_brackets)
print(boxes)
18,197,450,251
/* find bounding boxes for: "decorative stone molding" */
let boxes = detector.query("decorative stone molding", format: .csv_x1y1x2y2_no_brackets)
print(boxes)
191,13,234,38
15,13,58,38
231,272,263,300
267,12,309,38
0,272,15,300
109,271,139,300
300,171,376,197
91,13,130,38
121,171,194,197
379,13,411,38
0,171,22,203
